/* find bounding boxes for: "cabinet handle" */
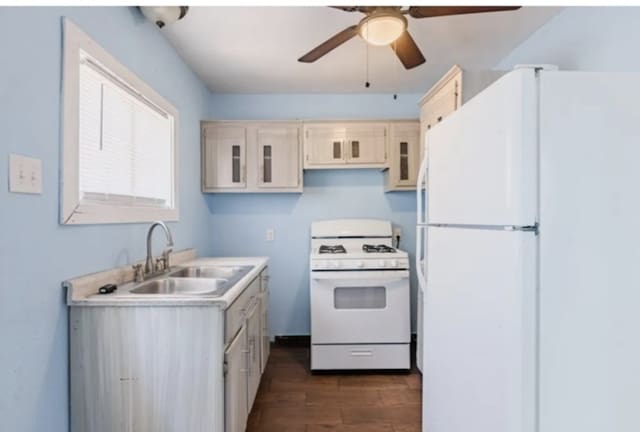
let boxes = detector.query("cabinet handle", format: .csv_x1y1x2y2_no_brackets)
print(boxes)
350,350,373,357
437,116,443,122
332,141,342,159
351,140,360,159
262,144,272,184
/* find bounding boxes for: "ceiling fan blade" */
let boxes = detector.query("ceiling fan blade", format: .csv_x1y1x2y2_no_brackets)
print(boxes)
392,30,426,70
329,6,375,13
408,6,521,19
298,25,359,63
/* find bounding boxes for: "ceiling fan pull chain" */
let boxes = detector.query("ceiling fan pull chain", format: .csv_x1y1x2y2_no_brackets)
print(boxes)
365,26,370,88
393,40,398,100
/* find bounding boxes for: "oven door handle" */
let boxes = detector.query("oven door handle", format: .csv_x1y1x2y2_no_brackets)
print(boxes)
310,270,409,280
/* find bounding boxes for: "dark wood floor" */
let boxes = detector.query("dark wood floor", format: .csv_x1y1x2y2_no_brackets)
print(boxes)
247,344,422,432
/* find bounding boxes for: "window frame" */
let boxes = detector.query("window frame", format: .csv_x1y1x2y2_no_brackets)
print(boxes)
61,18,179,225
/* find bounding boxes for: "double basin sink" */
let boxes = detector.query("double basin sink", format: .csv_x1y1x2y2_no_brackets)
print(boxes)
127,265,253,297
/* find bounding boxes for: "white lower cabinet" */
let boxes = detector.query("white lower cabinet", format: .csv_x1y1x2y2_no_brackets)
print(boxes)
245,298,262,409
259,272,270,373
69,266,270,432
223,268,270,432
225,325,248,432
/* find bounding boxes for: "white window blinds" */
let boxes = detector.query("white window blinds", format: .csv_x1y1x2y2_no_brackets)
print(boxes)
78,53,174,208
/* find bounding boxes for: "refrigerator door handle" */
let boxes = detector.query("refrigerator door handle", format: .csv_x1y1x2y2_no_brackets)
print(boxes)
416,225,427,293
416,155,428,226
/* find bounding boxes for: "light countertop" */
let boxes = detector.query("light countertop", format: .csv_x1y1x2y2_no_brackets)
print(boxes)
66,256,269,308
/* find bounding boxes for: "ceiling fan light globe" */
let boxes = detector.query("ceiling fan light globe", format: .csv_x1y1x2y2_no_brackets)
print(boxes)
140,6,189,28
359,14,407,46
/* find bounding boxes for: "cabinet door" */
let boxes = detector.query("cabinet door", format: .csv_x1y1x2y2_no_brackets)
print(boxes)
345,124,387,165
389,123,421,188
420,73,462,162
225,325,248,432
246,299,262,411
203,125,247,189
304,124,346,166
260,274,270,374
430,74,461,125
257,126,301,189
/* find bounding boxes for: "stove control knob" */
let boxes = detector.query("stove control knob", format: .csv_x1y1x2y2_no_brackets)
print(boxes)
390,259,398,268
331,260,340,269
318,261,327,268
355,260,364,268
378,260,387,268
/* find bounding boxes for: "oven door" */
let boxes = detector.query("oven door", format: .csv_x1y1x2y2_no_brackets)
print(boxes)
310,270,410,345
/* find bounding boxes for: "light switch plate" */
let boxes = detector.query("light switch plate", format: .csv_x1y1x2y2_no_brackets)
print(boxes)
266,228,275,241
9,154,42,194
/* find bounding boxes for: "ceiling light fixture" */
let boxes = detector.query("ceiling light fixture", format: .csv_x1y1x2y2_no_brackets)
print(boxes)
140,6,189,29
358,11,407,46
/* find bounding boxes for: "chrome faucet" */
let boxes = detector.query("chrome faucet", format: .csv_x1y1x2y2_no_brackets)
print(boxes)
145,221,174,276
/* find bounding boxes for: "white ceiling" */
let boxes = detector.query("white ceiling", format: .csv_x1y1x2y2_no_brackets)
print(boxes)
162,6,562,93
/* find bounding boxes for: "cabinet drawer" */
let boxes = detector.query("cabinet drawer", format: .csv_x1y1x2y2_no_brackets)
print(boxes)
224,277,260,345
311,344,410,370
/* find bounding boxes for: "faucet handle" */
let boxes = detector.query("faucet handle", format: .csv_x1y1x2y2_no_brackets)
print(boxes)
162,249,172,270
132,264,144,283
155,257,166,272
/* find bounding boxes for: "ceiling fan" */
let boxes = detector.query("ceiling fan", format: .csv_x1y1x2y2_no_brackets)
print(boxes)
298,6,522,69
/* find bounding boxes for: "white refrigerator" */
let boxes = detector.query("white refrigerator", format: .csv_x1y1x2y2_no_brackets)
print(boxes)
416,66,640,432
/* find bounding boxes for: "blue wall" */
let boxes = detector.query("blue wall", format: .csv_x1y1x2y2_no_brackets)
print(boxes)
208,93,422,336
496,7,640,72
0,7,211,431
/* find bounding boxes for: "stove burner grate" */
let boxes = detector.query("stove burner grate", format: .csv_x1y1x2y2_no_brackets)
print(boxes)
362,244,396,253
319,245,347,254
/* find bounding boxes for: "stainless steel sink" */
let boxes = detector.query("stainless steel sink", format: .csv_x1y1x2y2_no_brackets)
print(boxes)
127,265,254,297
130,278,226,296
169,265,252,279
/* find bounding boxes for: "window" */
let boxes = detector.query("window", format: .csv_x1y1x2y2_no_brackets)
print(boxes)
61,19,179,224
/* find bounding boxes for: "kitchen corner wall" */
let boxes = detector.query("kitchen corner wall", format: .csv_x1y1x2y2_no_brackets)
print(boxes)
0,7,212,432
208,93,423,337
496,6,640,72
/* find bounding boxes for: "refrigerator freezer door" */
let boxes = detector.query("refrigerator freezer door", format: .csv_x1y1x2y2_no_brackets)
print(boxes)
538,71,640,432
423,226,536,432
427,69,537,226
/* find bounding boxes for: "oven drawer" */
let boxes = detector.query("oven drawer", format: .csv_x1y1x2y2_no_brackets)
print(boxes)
311,344,410,370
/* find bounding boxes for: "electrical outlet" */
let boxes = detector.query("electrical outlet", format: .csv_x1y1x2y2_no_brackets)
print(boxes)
393,227,402,237
9,154,42,194
266,228,275,241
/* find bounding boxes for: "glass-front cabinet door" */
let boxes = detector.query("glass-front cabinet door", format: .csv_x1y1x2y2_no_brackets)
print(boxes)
304,124,346,167
203,125,247,189
256,125,300,189
344,123,387,165
389,122,421,188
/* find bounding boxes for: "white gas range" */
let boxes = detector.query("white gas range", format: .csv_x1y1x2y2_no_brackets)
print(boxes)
309,219,411,370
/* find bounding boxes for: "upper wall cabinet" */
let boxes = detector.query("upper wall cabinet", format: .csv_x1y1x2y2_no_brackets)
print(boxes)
419,65,503,162
384,122,421,191
303,122,388,169
202,121,302,193
256,125,301,189
203,124,247,190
